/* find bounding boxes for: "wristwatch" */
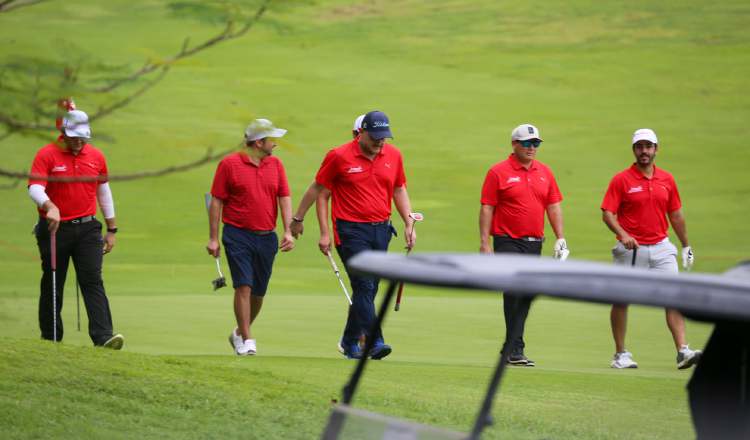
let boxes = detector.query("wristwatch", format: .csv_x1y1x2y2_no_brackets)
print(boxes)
292,216,303,223
107,227,118,234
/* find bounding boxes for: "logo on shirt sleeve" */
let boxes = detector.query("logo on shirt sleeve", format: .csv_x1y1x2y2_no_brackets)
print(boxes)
627,185,644,193
52,165,67,173
347,166,364,174
506,176,521,183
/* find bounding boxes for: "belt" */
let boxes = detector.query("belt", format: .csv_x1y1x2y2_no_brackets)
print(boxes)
338,219,390,226
249,230,274,236
58,215,95,224
496,234,545,243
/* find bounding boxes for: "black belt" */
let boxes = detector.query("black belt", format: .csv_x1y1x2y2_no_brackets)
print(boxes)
57,215,95,224
496,234,544,243
249,230,274,236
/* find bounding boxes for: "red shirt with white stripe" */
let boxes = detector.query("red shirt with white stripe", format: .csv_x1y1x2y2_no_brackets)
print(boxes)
601,164,682,245
481,154,562,238
28,140,108,221
211,152,290,231
315,138,406,223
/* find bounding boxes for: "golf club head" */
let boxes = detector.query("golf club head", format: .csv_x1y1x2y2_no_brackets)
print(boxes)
212,276,227,291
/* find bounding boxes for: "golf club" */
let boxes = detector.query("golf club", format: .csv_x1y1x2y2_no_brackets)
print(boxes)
631,247,638,267
204,193,226,291
212,257,227,291
326,250,352,305
51,230,57,342
75,276,81,331
395,212,424,311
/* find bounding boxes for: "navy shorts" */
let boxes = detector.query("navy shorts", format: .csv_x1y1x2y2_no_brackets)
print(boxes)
222,224,278,295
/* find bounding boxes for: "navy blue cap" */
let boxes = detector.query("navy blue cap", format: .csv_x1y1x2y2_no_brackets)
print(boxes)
361,111,393,140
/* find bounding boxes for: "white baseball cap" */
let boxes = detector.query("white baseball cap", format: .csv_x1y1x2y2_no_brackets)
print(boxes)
244,118,287,142
353,114,365,132
511,123,542,141
632,128,658,145
62,110,91,139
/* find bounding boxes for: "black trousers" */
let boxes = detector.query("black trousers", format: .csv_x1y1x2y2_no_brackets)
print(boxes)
35,218,114,345
493,235,542,355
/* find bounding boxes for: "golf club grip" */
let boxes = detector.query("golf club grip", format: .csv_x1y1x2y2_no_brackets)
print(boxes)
395,282,405,311
50,232,56,270
631,247,638,266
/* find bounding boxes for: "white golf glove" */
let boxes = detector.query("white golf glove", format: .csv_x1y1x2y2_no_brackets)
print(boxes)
682,246,694,270
553,238,570,261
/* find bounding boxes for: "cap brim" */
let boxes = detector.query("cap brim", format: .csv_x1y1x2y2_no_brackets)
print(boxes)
246,128,287,141
64,126,91,139
514,136,542,141
368,128,393,140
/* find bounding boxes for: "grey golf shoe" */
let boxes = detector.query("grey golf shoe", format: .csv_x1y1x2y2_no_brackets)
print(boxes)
677,345,702,370
102,334,124,350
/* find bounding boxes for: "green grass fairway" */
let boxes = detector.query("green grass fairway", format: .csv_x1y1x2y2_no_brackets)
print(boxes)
1,0,747,438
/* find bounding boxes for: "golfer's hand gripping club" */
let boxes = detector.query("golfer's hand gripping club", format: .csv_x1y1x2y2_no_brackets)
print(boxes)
682,246,694,271
553,238,570,261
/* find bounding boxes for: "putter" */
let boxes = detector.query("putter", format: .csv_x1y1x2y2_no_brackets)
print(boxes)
51,230,57,342
204,193,227,291
326,250,352,305
631,247,638,267
395,212,424,311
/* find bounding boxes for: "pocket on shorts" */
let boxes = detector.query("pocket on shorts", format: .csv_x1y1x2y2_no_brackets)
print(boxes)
611,242,627,258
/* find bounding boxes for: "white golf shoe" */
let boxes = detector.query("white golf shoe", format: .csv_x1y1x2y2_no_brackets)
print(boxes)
237,339,257,356
677,345,702,370
228,328,243,352
611,351,638,369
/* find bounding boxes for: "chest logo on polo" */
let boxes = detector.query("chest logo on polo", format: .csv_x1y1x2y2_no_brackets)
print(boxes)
506,176,521,183
347,166,364,174
52,165,67,173
384,163,391,169
628,186,644,194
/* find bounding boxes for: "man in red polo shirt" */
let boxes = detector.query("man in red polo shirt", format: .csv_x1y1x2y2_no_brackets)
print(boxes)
291,110,416,360
207,118,295,356
602,128,701,370
479,123,568,367
28,109,123,349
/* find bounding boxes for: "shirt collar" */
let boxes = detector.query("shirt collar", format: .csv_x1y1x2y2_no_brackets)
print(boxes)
351,137,385,159
508,153,536,170
239,151,266,168
628,163,660,179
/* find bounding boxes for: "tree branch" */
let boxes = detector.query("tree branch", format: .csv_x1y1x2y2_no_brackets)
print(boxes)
94,0,272,93
0,144,241,186
0,0,47,13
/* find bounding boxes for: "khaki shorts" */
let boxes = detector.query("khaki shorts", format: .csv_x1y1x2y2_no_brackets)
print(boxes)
612,237,678,274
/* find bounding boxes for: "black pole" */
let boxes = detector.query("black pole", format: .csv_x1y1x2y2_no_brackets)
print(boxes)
321,280,399,440
342,279,398,404
468,295,535,439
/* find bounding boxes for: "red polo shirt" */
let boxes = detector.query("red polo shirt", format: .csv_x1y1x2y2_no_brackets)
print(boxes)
315,138,406,223
481,154,562,238
211,152,290,231
28,140,108,220
601,164,681,245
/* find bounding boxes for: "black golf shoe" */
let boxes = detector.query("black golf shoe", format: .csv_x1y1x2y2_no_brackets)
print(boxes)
369,343,392,360
508,353,535,367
